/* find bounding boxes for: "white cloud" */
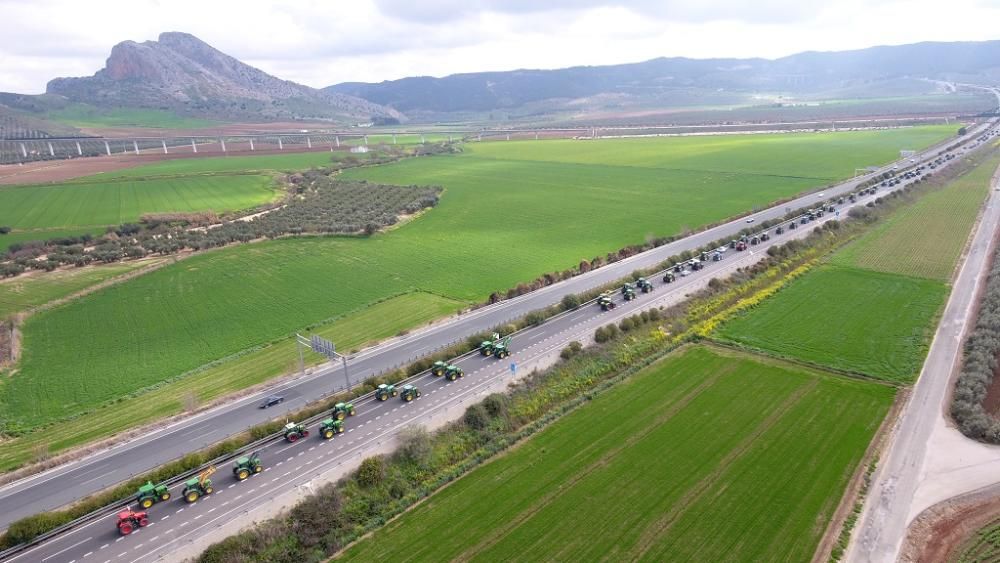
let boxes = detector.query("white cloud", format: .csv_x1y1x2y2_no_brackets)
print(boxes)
0,0,996,94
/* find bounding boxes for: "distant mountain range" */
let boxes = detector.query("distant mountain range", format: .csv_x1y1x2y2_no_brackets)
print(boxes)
45,32,401,123
327,40,1000,115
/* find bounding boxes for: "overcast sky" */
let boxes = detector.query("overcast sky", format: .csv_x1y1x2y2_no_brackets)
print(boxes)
1,0,998,94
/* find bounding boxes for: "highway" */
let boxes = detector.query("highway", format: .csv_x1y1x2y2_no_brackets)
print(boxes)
2,143,960,563
0,118,992,562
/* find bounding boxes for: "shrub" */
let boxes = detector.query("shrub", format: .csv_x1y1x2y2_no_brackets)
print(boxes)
357,457,386,488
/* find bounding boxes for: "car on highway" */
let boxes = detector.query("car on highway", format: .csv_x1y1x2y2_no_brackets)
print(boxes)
259,395,285,409
745,217,755,223
680,269,691,277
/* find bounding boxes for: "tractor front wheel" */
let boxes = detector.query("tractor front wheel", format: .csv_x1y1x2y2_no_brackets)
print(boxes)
160,492,171,501
139,518,149,528
204,486,214,495
237,469,250,480
254,465,263,473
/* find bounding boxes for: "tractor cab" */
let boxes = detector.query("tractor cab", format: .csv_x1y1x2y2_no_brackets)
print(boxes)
662,271,676,283
332,401,355,420
431,360,448,376
233,452,263,480
444,364,464,381
320,418,345,439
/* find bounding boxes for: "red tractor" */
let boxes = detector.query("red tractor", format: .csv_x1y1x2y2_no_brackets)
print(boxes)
117,508,149,535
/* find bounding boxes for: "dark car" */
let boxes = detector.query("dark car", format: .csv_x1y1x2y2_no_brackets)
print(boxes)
259,395,284,409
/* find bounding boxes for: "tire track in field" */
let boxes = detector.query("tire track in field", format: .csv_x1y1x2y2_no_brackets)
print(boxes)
626,377,819,560
452,364,737,562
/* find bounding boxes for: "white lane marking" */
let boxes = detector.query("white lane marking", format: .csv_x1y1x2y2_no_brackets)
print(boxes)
116,538,123,543
99,544,108,550
228,484,236,489
162,515,170,521
41,536,93,562
84,553,93,558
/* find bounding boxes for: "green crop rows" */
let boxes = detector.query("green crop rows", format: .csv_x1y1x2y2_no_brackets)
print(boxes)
0,175,277,231
718,150,996,382
955,517,1000,562
343,345,894,562
717,265,947,382
46,104,219,129
832,151,999,281
2,127,954,429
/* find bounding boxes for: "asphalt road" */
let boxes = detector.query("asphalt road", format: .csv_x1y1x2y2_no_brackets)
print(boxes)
845,132,1000,561
0,116,991,539
3,154,934,563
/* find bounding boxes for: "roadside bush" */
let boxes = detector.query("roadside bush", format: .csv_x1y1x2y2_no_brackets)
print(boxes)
357,457,386,488
561,341,583,360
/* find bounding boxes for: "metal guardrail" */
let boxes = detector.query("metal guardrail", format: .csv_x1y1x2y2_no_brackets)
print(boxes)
0,120,993,561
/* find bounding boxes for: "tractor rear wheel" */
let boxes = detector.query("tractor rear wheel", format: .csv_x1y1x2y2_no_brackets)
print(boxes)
405,395,413,402
140,498,154,509
119,522,134,535
323,429,334,439
287,433,299,442
237,469,250,480
336,412,345,420
186,490,200,503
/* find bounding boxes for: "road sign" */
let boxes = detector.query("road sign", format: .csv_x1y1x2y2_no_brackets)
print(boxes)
310,335,335,357
510,363,517,375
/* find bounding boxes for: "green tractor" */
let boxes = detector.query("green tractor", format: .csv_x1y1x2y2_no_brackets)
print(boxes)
636,277,654,293
491,336,512,359
597,292,616,311
479,332,502,356
283,421,309,442
182,466,216,503
662,271,676,284
331,401,355,420
319,418,345,439
401,384,421,402
233,452,263,481
444,364,464,381
375,383,398,401
621,283,637,301
135,481,171,509
431,360,448,376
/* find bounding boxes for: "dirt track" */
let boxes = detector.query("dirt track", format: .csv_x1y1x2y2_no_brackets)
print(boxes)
902,484,1000,561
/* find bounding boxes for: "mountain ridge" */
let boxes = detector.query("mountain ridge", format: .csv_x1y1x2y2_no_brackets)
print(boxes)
47,32,402,123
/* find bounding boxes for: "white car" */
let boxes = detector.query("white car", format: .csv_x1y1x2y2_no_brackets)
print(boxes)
745,218,755,223
680,270,692,277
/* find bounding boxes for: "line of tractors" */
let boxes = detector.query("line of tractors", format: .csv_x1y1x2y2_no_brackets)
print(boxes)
116,332,520,535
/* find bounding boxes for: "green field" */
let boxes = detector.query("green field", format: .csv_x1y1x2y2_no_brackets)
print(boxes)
2,127,954,429
0,291,461,468
89,152,343,180
717,265,947,382
718,150,996,382
832,151,999,281
0,258,164,318
46,105,219,129
343,345,894,562
0,175,277,230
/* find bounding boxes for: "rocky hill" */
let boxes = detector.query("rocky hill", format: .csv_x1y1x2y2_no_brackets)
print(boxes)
48,32,402,123
327,40,1000,116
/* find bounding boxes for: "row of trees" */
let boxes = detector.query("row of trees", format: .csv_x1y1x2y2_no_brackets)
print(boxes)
951,243,1000,442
